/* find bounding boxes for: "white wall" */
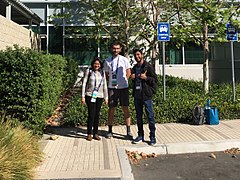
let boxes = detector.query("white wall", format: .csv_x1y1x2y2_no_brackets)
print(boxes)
75,64,204,88
0,15,40,50
156,64,203,82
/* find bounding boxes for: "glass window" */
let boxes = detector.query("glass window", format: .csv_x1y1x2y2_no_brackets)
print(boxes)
167,49,183,64
185,50,204,64
99,38,111,60
184,42,204,64
65,38,98,65
23,3,46,24
161,42,204,64
32,8,45,22
48,3,62,25
49,26,63,55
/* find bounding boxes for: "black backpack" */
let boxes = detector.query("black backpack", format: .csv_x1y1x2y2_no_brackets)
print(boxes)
192,105,205,125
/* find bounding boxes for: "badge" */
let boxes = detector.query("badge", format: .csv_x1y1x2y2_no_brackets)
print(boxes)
92,90,98,98
136,86,141,90
135,79,141,90
91,89,98,103
91,97,96,103
112,74,117,86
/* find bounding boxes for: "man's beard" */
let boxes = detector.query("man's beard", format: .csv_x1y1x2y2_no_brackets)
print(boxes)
136,59,142,63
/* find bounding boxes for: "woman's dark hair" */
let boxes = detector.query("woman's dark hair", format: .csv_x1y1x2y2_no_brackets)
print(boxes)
90,57,103,70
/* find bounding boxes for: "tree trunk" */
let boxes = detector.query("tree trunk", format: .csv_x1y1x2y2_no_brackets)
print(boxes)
124,19,130,58
152,41,157,68
203,22,209,93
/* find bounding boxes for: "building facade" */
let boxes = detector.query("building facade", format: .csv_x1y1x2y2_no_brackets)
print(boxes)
20,0,240,83
0,0,42,50
20,0,111,65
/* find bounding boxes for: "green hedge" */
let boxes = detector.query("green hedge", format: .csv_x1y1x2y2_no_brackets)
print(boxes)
0,46,78,134
63,75,240,126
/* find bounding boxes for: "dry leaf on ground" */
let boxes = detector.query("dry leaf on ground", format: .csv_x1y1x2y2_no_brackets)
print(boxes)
126,150,158,164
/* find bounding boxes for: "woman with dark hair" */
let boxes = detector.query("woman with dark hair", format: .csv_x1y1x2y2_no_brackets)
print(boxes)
81,57,108,141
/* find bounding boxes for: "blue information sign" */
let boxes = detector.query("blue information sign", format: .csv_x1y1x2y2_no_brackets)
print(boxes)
226,23,238,41
227,33,238,41
158,22,170,41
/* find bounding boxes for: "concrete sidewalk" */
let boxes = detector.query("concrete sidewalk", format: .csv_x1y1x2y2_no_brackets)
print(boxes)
35,119,240,180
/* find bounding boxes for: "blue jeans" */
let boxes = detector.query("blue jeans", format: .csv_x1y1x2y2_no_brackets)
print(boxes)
134,98,156,139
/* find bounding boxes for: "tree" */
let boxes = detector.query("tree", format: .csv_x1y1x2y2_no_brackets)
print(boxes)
84,0,145,57
134,0,182,68
49,0,175,62
49,0,146,58
171,0,240,93
49,0,240,89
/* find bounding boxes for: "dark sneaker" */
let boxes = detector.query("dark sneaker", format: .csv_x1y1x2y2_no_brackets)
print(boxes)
149,138,156,146
132,136,143,144
106,132,113,139
126,133,133,140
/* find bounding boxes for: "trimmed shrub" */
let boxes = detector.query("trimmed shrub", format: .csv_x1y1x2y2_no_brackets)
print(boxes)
63,75,240,126
63,57,79,90
0,45,78,134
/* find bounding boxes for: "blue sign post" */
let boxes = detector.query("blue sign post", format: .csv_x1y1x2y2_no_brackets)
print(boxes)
158,22,170,41
226,23,238,41
226,23,238,101
158,22,170,101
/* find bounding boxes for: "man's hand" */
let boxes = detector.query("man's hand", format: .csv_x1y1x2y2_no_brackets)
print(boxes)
140,71,147,80
131,73,136,79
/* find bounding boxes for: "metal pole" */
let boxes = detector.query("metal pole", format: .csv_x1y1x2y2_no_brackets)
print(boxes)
230,41,236,102
62,5,65,56
63,21,65,56
46,4,49,53
162,42,166,101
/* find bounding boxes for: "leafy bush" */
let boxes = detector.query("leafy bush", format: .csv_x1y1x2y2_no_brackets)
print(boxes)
0,115,42,179
63,57,79,90
63,75,240,126
0,46,79,134
207,83,240,119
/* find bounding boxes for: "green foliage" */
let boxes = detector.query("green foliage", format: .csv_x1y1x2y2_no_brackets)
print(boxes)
63,57,79,89
63,75,240,126
63,93,135,126
0,46,79,134
0,115,42,180
207,83,240,120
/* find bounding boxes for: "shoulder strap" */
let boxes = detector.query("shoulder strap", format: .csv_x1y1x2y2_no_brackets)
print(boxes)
86,68,92,85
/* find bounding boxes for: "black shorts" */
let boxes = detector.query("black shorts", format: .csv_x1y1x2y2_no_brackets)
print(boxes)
108,88,129,107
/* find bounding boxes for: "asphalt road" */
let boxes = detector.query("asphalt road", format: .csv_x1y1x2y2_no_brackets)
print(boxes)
131,151,240,180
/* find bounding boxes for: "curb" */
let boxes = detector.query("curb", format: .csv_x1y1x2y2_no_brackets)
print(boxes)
165,139,240,154
118,148,134,180
118,139,240,180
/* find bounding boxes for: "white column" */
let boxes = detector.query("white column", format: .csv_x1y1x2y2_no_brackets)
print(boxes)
6,5,11,20
182,45,185,65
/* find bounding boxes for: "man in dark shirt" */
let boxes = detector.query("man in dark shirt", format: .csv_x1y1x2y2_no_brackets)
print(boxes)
131,49,158,146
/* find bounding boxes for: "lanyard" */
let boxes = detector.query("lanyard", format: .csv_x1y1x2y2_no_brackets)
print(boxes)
93,71,103,91
111,56,120,75
135,66,142,79
135,66,142,90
